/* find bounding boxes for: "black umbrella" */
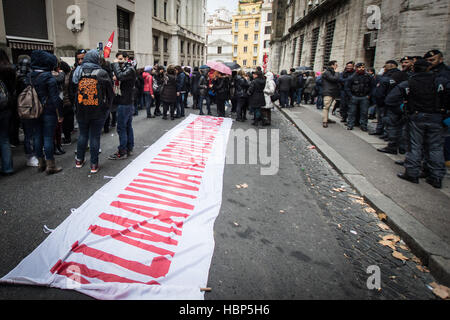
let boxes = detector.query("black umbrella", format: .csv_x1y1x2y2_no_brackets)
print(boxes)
224,62,241,70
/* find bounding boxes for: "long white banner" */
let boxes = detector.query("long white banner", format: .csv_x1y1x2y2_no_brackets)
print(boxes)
1,115,232,300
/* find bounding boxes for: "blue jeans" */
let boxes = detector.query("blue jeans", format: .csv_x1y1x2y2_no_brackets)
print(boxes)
198,95,211,115
116,105,134,154
144,92,154,117
34,113,57,161
316,94,323,109
296,88,303,104
77,116,107,165
347,96,370,129
280,91,289,108
0,115,13,173
176,94,185,117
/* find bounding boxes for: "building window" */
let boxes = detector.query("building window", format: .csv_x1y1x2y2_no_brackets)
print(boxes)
117,7,131,50
153,36,159,51
180,40,184,53
163,38,168,53
254,34,258,41
243,59,247,66
255,20,259,29
297,34,305,66
164,1,167,21
235,21,239,30
218,46,222,54
244,34,248,41
244,46,248,53
234,35,238,43
153,0,157,17
253,46,258,55
264,40,270,48
253,59,257,66
267,12,272,21
310,27,320,69
245,21,249,28
264,26,271,34
323,20,336,66
234,47,238,54
3,0,48,40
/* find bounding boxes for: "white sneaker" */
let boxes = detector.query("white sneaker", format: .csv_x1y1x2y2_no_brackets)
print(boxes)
26,156,39,167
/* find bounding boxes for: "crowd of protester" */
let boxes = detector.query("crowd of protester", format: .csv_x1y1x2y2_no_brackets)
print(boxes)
0,48,279,176
271,51,450,189
0,47,448,187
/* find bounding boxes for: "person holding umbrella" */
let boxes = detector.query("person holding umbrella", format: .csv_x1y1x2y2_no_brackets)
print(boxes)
212,71,228,117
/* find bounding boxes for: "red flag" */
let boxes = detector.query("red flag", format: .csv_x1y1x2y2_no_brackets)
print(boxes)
104,31,115,59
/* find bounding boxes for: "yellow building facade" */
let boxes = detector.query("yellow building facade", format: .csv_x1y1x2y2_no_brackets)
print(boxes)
232,0,263,71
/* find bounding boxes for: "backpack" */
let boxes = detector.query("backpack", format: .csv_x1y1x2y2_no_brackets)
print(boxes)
0,79,9,112
17,74,44,119
77,69,104,109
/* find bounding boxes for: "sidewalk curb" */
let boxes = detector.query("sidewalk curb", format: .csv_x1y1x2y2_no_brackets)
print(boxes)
278,106,450,286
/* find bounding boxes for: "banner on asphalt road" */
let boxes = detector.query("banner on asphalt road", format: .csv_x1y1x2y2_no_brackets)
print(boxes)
0,115,232,300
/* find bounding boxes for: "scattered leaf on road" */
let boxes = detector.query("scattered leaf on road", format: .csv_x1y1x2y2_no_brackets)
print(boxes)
392,251,409,261
382,234,400,243
379,240,397,251
378,213,387,221
416,265,430,273
377,223,390,231
429,282,450,299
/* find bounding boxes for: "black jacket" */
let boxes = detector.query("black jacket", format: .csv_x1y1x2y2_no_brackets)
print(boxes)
30,50,63,117
277,70,292,92
345,73,374,97
247,77,266,108
160,74,177,103
234,75,250,99
213,77,228,100
190,71,201,95
322,67,340,98
0,64,16,119
112,62,136,105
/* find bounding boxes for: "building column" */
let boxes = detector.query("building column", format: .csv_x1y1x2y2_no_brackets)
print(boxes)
169,35,179,65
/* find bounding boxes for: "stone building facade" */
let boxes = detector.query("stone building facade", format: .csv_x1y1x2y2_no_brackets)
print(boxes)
269,0,450,74
258,0,274,69
0,0,207,67
206,9,233,63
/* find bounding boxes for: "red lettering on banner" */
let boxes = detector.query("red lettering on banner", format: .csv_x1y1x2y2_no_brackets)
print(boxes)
109,201,187,228
129,182,197,200
150,159,204,172
167,141,212,154
120,187,194,210
72,244,171,278
142,169,201,185
99,213,182,236
89,225,178,247
135,176,199,192
157,154,206,167
55,261,160,285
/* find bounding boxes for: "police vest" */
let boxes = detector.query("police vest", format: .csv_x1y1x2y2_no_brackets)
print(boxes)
407,73,438,114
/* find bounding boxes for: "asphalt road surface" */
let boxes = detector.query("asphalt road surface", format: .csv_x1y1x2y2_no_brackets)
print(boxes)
0,102,437,300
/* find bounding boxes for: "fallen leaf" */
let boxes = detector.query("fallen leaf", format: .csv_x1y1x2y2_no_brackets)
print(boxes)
279,210,285,214
332,188,346,193
430,283,450,299
236,185,241,189
241,183,248,189
392,251,409,261
377,223,390,231
412,256,422,264
399,244,410,251
348,194,364,201
379,240,397,251
382,234,400,244
378,213,387,221
350,230,358,235
233,222,240,227
364,207,376,214
416,265,430,273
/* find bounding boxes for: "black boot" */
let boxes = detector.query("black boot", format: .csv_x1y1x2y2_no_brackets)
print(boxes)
397,172,419,184
425,177,442,189
377,146,398,155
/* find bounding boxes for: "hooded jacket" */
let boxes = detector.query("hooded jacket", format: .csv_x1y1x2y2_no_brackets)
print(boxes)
263,72,276,109
111,60,136,106
72,50,114,120
30,50,63,117
322,67,341,98
277,70,292,92
247,76,266,108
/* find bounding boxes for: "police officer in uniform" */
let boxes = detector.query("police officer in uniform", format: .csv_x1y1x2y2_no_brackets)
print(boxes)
376,60,408,153
424,50,450,169
345,63,374,131
392,59,448,189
